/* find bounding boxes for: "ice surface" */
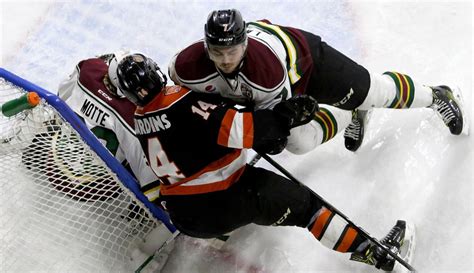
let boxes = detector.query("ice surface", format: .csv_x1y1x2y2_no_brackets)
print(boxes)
1,1,472,272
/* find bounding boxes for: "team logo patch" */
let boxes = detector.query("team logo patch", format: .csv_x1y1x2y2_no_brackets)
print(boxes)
205,85,216,92
240,82,253,100
164,86,181,95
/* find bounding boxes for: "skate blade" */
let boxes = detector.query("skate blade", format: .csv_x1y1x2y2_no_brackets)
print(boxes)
451,86,469,136
392,222,416,273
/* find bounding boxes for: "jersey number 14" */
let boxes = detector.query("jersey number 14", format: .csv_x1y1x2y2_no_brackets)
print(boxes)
147,100,217,181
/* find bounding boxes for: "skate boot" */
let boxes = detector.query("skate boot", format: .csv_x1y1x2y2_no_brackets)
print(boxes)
350,220,416,272
344,109,371,152
430,85,463,135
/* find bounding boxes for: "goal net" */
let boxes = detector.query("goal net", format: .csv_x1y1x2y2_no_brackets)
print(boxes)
0,71,170,272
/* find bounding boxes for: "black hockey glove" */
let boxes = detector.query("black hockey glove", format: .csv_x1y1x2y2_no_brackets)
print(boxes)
254,137,288,155
273,95,319,128
252,109,291,155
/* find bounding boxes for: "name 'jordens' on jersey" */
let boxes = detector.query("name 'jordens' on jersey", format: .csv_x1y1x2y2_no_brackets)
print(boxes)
135,113,171,135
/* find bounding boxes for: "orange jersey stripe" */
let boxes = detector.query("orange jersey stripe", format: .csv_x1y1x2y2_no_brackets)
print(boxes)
310,207,333,240
160,166,245,195
335,227,358,252
218,109,237,146
242,112,254,148
160,149,244,195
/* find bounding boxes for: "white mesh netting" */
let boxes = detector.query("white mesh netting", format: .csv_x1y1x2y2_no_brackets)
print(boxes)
0,77,160,272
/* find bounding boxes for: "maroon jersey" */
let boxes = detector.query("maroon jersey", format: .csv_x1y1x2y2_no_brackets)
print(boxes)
169,20,315,110
58,57,160,193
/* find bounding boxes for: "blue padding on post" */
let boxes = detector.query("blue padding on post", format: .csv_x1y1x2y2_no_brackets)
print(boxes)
0,67,176,232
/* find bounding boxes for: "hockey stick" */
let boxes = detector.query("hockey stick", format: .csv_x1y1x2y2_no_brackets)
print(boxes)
134,230,180,273
248,153,262,166
257,152,417,272
135,153,263,272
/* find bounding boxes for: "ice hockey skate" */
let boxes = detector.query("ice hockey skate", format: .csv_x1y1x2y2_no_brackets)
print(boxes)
344,109,371,152
430,85,465,135
350,220,416,272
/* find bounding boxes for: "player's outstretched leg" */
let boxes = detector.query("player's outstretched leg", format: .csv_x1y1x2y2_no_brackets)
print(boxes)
350,220,416,271
344,109,371,152
430,85,463,135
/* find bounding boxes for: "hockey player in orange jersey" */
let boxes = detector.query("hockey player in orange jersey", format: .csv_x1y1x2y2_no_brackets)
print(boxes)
114,52,415,271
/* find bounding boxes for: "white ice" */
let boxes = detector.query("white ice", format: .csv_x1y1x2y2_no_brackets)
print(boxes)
1,1,472,272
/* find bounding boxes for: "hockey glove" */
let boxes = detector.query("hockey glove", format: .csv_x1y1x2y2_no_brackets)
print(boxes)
253,109,291,155
254,137,288,155
274,95,319,128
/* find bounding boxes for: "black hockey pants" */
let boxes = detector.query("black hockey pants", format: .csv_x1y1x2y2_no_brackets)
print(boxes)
160,164,324,239
298,30,371,110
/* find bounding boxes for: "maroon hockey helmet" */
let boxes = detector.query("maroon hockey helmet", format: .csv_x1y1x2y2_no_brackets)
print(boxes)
116,54,167,107
204,9,247,47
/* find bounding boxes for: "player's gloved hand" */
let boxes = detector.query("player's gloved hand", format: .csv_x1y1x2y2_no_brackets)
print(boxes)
252,108,291,155
254,137,288,155
274,95,319,128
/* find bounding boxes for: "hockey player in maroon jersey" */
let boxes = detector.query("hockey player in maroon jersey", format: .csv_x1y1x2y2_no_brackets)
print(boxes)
169,9,464,153
58,50,160,191
115,52,415,271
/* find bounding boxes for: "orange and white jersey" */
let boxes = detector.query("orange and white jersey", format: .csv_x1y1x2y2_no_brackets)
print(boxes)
134,85,287,198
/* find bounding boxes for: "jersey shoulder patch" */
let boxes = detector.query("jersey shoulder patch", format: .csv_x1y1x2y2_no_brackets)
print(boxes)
78,58,109,91
241,38,286,90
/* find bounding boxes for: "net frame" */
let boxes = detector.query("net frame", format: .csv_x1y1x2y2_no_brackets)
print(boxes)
0,68,175,272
